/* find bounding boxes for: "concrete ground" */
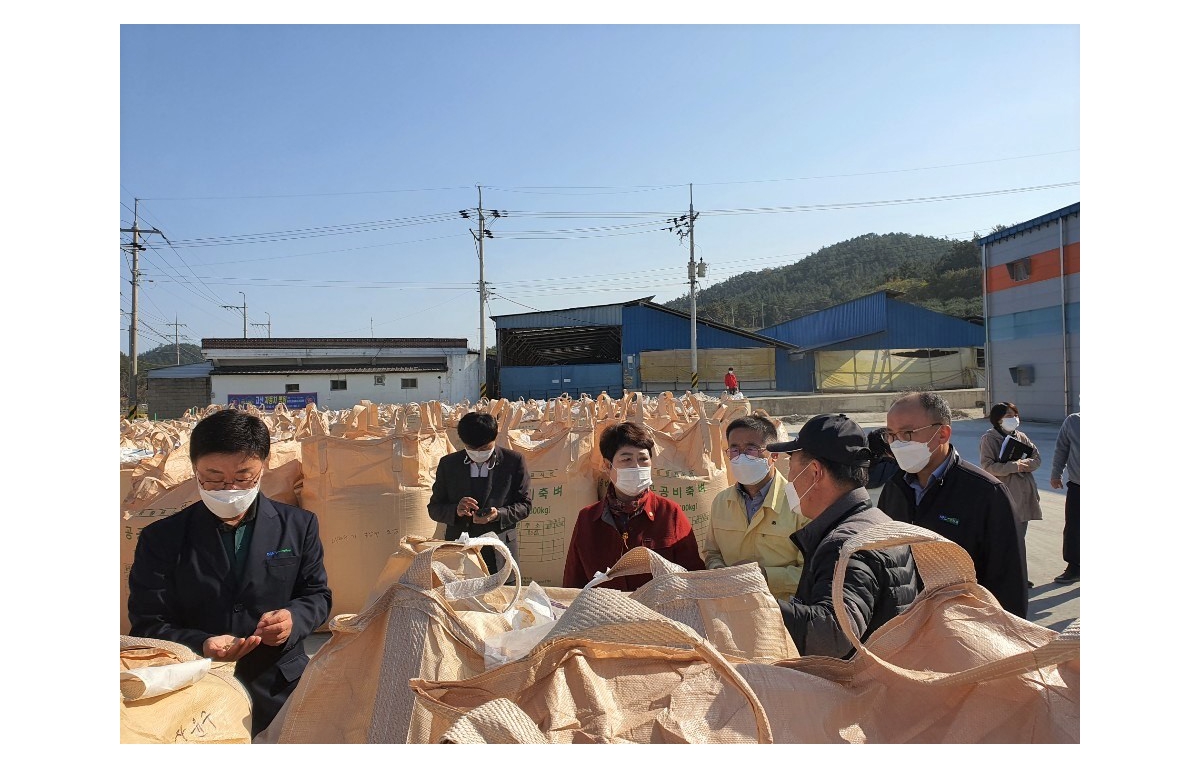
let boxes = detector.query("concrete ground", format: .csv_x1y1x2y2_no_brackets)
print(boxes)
304,410,1078,658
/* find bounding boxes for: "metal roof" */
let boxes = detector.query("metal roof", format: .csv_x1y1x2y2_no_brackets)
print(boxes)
976,202,1080,246
211,362,448,375
202,337,468,350
491,297,653,322
631,299,799,349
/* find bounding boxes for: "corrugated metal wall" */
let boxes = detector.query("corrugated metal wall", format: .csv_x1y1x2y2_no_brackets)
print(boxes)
620,305,773,352
758,292,983,351
983,208,1080,421
499,363,622,401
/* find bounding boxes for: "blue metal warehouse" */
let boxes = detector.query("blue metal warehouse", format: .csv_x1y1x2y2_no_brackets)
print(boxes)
493,297,802,400
757,290,986,393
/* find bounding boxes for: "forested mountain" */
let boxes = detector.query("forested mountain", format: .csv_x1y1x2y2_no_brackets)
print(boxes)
663,232,983,329
120,343,205,407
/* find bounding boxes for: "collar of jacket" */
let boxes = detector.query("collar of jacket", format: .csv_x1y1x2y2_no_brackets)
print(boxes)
791,486,872,555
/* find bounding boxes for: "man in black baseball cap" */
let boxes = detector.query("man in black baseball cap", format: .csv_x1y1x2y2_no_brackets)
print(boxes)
767,414,919,659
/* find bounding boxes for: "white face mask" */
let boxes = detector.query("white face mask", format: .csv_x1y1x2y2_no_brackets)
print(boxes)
1001,416,1020,432
613,466,653,496
198,482,260,520
890,435,937,474
782,460,816,519
730,453,771,486
465,447,494,464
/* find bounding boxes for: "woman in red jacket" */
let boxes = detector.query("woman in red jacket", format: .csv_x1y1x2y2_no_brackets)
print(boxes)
562,421,705,590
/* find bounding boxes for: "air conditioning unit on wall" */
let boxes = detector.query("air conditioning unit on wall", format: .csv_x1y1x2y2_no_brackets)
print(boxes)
1008,365,1035,386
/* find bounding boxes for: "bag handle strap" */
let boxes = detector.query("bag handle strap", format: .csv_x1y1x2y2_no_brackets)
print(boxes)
831,521,1081,685
587,544,686,586
398,534,521,614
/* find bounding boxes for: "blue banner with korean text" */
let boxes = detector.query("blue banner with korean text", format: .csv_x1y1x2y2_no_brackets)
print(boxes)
227,393,318,410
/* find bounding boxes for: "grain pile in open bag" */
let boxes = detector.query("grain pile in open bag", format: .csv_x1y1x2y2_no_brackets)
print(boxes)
298,400,451,619
733,521,1080,743
120,635,252,743
256,535,525,743
409,585,773,744
591,544,797,663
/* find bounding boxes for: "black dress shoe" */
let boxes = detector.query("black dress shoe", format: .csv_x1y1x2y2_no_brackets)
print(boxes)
1053,570,1079,584
1027,580,1034,588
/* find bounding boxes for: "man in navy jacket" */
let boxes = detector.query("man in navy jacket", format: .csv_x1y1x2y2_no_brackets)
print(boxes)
876,391,1028,618
128,410,332,736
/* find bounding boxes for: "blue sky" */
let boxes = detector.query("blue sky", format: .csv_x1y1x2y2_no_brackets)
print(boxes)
119,23,1080,354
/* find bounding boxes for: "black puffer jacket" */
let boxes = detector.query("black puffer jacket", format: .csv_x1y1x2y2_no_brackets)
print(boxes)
778,487,919,659
877,446,1028,618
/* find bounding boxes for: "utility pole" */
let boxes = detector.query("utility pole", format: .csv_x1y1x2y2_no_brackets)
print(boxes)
223,291,247,339
250,312,271,338
460,188,505,400
166,315,189,365
121,198,166,415
668,184,703,391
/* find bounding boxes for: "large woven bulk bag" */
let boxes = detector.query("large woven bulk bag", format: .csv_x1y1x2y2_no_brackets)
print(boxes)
595,545,797,663
120,636,252,743
361,534,490,612
409,586,773,744
735,522,1080,743
256,536,521,744
297,402,451,619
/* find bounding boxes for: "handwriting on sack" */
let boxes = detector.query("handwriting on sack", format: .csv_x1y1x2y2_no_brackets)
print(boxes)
330,528,400,545
174,710,216,742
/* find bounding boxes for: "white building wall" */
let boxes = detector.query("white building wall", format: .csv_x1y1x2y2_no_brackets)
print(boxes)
209,352,481,410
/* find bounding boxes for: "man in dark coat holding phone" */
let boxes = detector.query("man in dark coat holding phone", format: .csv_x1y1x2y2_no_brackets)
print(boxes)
428,411,533,579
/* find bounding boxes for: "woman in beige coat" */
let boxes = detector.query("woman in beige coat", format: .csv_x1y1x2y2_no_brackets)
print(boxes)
979,402,1043,585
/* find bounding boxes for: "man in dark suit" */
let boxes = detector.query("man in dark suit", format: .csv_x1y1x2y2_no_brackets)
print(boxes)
428,411,532,578
127,410,332,737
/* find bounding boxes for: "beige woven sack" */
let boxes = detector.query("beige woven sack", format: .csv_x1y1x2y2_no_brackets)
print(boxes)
297,401,452,618
256,536,521,744
361,534,491,612
734,521,1080,743
596,545,798,663
120,636,252,744
409,586,773,744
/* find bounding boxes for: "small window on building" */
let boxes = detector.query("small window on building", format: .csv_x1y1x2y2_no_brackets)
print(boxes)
401,378,418,389
975,347,986,369
285,383,300,393
1005,257,1031,282
330,379,347,391
374,374,386,386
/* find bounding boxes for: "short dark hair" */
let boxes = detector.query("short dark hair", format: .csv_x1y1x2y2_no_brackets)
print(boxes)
457,412,499,449
189,410,271,464
725,411,777,445
599,421,656,462
989,402,1018,431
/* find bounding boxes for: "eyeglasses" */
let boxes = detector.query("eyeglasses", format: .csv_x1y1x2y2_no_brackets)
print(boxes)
198,472,263,491
726,445,767,458
883,424,943,444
